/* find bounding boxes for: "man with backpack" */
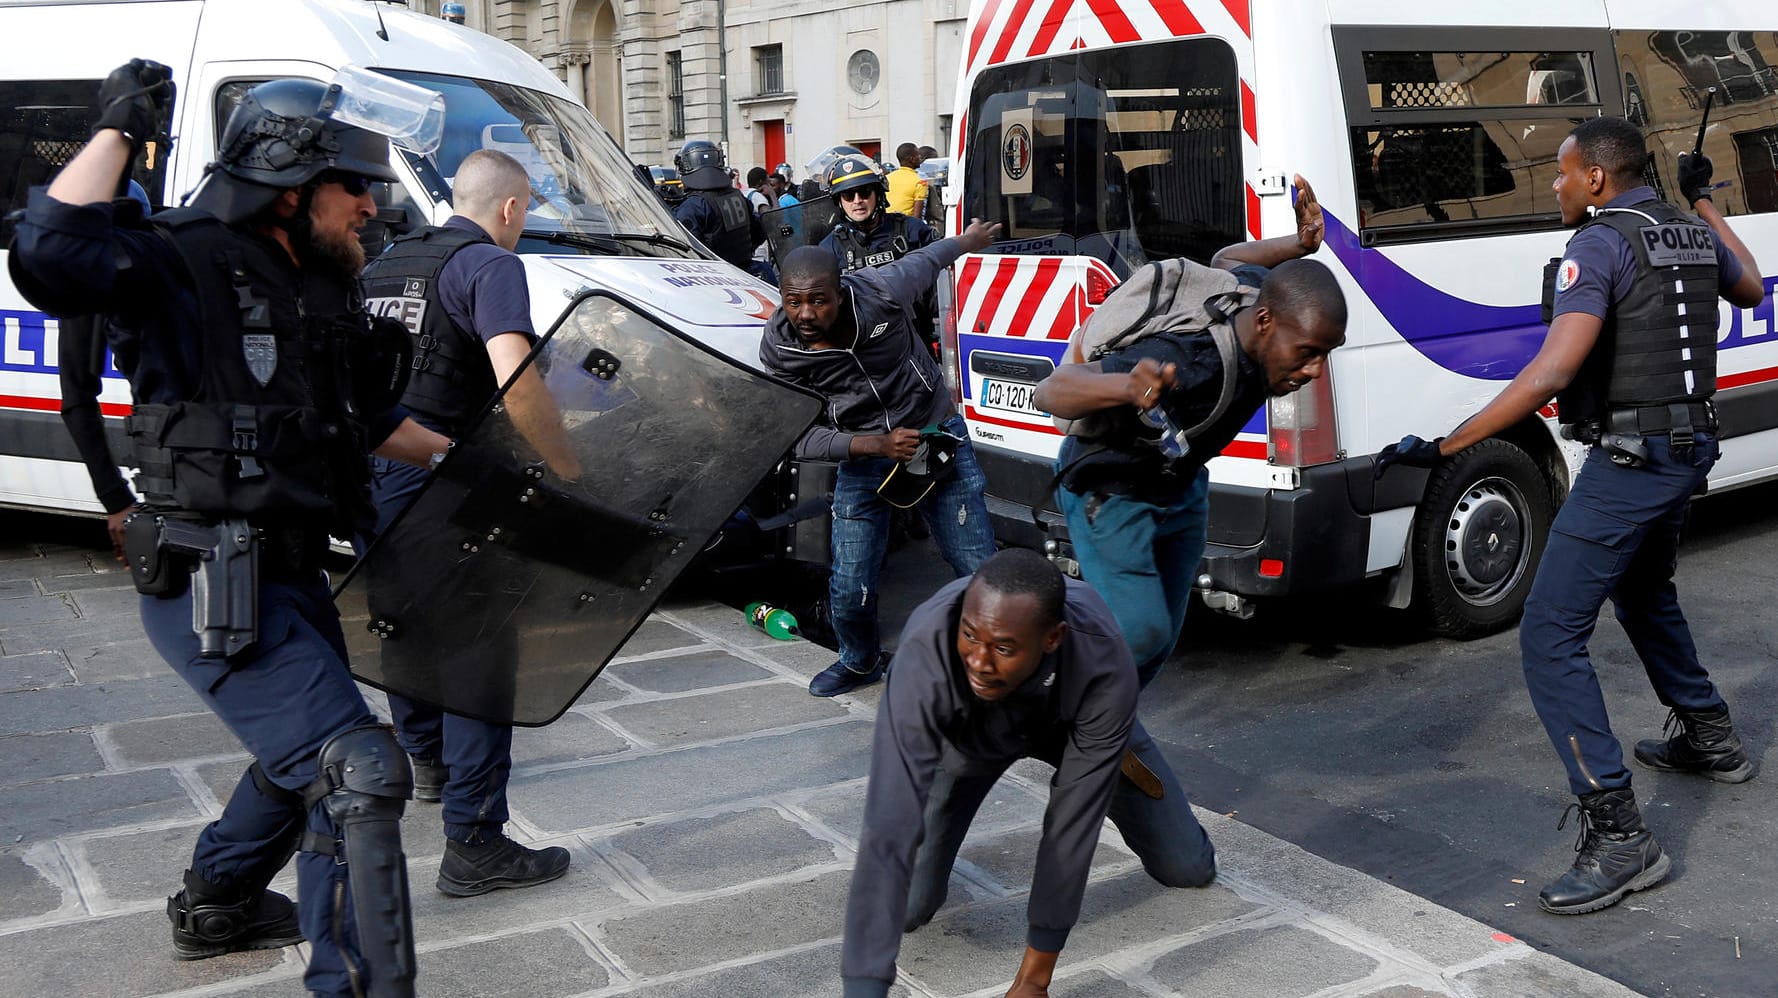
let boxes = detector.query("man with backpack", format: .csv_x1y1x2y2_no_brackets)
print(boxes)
1033,177,1345,689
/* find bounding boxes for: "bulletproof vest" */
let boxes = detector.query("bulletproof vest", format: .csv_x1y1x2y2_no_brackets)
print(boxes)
832,213,911,274
1550,199,1719,421
124,209,376,534
361,226,497,435
700,188,756,268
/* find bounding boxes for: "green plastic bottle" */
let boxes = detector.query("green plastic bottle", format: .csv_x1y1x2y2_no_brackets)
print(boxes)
744,601,801,641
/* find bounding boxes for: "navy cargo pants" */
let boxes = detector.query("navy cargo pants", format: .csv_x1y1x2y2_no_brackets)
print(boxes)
1519,433,1726,797
140,578,379,998
367,456,515,844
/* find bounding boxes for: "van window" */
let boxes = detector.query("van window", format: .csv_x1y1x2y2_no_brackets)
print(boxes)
1334,29,1618,244
1616,30,1778,216
383,69,696,258
0,80,169,241
963,38,1244,275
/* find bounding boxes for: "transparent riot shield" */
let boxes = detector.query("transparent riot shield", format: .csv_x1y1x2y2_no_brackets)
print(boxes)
762,194,843,265
337,292,822,725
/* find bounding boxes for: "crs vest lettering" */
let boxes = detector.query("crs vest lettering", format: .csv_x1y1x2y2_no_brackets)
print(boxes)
362,226,498,434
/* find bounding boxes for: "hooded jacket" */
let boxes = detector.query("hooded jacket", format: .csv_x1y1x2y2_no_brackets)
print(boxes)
758,237,965,461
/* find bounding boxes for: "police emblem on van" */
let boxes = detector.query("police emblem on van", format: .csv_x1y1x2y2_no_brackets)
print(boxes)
243,334,277,386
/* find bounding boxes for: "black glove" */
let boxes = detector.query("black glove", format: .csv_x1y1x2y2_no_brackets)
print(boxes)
1677,152,1713,205
1374,434,1443,479
93,59,175,148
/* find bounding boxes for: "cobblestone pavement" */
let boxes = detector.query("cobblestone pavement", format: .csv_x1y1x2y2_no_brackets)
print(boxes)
0,533,1644,997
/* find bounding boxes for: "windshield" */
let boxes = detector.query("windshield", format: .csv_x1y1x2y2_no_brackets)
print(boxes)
965,39,1244,276
382,69,698,259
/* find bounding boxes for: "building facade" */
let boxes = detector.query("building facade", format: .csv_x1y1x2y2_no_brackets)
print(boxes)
409,0,966,177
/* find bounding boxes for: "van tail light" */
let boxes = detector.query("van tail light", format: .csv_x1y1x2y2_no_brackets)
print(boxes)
936,265,963,405
1085,266,1114,306
1267,364,1340,467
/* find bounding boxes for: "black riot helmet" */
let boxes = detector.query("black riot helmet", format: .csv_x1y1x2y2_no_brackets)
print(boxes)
675,139,730,190
192,78,400,223
824,156,886,216
650,165,686,205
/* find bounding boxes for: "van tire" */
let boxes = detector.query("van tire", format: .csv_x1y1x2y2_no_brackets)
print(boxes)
1411,439,1553,639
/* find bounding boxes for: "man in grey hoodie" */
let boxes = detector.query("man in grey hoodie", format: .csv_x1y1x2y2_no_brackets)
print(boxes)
759,221,1000,697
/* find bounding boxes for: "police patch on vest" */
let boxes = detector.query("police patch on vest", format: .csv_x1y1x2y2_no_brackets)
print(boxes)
242,334,278,386
1555,259,1581,293
1640,223,1715,266
403,277,427,298
864,250,896,266
365,296,429,336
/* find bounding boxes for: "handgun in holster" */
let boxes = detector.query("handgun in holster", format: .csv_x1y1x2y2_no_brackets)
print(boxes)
123,513,259,658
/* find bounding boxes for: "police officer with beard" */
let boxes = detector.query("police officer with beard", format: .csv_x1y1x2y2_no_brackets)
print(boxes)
673,139,762,270
10,63,451,996
1376,116,1765,916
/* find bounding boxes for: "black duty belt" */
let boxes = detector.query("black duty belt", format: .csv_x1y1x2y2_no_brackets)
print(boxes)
1603,400,1717,436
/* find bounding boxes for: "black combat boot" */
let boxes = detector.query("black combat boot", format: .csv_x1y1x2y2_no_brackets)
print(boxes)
167,869,304,960
1538,787,1671,915
436,832,571,897
409,755,447,803
1633,705,1758,784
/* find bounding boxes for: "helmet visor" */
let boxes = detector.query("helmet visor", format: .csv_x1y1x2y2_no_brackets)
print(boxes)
325,66,446,156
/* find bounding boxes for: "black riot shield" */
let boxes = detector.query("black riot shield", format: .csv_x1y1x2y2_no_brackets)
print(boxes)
762,194,843,266
337,292,822,726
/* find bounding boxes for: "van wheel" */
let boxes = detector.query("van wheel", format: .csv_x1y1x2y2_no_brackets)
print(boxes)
1411,439,1553,639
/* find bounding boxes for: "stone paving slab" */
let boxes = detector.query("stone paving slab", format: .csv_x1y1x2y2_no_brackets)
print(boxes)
601,649,773,694
0,650,75,692
418,926,613,997
0,909,285,997
602,807,841,895
958,822,1134,895
103,712,246,766
510,712,633,767
0,847,68,922
798,775,1047,845
509,720,874,833
1145,923,1381,996
610,619,707,657
35,569,135,592
594,868,851,977
62,638,165,684
0,769,201,843
0,729,106,785
601,681,847,747
0,593,80,626
68,822,209,911
0,674,203,733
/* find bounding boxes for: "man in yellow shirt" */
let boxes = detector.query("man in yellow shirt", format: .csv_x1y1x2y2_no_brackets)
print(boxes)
885,142,927,216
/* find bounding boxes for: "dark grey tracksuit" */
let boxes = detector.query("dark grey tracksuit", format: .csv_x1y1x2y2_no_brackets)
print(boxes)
757,237,964,460
843,575,1215,997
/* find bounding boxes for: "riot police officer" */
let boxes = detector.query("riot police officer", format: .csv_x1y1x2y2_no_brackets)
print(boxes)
672,139,762,270
817,155,940,342
650,165,686,208
10,63,451,996
1376,116,1766,915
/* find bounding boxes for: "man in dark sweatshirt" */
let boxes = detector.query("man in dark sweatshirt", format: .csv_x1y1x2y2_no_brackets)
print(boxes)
759,221,1001,698
843,549,1217,998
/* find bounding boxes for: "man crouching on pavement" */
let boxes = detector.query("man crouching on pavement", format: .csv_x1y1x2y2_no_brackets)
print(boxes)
841,549,1215,997
759,220,1002,698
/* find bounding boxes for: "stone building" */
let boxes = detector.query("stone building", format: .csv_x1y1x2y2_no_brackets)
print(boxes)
405,0,967,177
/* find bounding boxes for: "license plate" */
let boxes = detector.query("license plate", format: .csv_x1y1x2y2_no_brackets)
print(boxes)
976,377,1046,417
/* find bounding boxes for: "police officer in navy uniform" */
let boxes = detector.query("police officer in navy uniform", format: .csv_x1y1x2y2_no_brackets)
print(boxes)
672,139,763,270
359,148,578,897
1376,116,1766,915
818,156,940,344
11,63,452,996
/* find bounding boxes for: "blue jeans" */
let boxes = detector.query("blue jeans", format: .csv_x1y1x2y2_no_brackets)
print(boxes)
830,415,996,671
1520,434,1724,797
141,579,381,998
903,721,1215,928
1058,468,1210,688
367,456,518,844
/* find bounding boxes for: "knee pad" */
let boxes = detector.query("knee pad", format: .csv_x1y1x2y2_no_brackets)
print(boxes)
308,724,413,820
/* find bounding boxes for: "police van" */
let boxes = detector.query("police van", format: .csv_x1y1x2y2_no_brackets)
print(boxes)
0,0,780,526
942,0,1778,635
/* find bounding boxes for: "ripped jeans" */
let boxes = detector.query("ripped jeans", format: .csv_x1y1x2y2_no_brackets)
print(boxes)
829,415,996,672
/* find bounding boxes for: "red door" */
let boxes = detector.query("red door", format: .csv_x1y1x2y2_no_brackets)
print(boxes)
761,120,785,173
854,140,881,162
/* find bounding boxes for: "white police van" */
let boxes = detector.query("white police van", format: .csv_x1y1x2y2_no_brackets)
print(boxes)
0,0,780,523
941,0,1778,635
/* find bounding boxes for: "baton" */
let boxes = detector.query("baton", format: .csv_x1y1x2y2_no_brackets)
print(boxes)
1693,86,1717,158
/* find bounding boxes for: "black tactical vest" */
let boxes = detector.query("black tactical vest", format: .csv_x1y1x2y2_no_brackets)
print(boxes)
1551,199,1720,423
361,226,496,435
832,213,911,274
701,187,756,268
124,209,377,534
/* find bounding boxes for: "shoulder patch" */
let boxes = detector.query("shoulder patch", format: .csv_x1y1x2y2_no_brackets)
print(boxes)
1554,258,1581,293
